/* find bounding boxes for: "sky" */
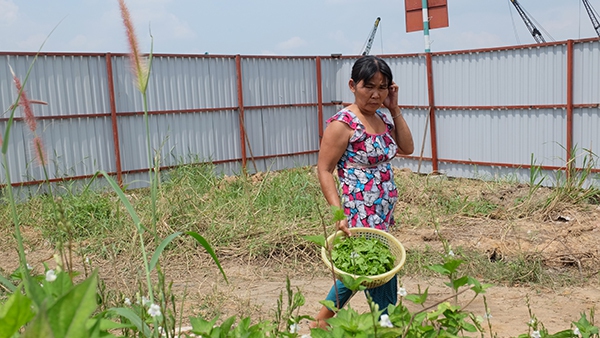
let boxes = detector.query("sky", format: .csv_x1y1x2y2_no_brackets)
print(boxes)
1,0,599,56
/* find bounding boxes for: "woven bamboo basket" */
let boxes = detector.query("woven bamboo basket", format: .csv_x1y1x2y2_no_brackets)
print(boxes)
321,227,406,289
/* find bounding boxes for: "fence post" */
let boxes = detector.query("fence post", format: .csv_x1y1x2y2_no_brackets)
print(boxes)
235,55,247,171
105,53,123,186
426,52,439,173
316,56,324,142
566,39,574,178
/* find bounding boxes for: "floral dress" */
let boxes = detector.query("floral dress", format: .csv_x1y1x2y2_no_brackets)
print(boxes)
327,109,399,231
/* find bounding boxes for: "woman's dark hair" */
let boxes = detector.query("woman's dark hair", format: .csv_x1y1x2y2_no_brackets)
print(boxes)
351,55,393,87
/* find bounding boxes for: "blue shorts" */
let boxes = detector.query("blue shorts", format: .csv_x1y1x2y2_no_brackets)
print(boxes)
324,275,398,315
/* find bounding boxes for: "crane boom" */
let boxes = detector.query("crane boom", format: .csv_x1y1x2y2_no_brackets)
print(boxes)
362,17,381,56
582,0,600,37
509,0,546,43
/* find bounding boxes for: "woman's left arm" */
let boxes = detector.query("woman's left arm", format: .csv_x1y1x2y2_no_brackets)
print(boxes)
384,82,414,155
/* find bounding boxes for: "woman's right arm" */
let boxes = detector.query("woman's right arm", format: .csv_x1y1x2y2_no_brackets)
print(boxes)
317,121,353,236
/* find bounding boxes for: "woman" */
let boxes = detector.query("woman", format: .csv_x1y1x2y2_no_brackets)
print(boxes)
311,55,414,329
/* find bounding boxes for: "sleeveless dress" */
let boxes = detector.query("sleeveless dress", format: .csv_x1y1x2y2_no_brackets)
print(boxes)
326,108,399,232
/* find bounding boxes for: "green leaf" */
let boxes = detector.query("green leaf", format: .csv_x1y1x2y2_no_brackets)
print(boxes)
303,235,326,248
331,206,346,222
149,231,183,272
46,270,99,337
185,231,228,283
427,302,452,320
310,328,332,338
546,329,580,338
449,276,469,290
331,236,394,276
427,264,450,275
0,287,35,338
90,317,135,331
85,317,120,338
442,259,464,273
24,273,48,310
219,315,236,333
190,316,219,335
404,287,428,305
468,277,493,294
97,171,146,234
461,322,478,332
108,307,151,337
339,274,369,292
43,270,74,303
319,300,338,312
22,304,54,338
0,273,16,293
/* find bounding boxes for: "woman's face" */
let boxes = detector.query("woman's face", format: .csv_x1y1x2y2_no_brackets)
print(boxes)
350,71,389,115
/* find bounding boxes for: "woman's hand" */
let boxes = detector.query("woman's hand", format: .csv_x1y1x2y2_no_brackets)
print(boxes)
337,218,352,237
383,81,399,111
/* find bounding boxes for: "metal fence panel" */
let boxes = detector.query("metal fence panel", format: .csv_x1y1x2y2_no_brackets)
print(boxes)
0,54,114,189
0,54,110,118
112,55,238,112
436,108,566,166
386,56,429,107
573,40,600,104
241,57,317,107
117,109,240,172
1,40,600,194
433,45,567,106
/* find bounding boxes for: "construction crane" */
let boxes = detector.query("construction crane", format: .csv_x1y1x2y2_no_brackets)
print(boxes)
582,0,600,37
509,0,546,43
361,17,381,55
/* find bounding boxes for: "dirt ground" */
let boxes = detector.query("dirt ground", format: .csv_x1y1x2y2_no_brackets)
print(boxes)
179,210,600,338
4,215,599,337
2,172,600,337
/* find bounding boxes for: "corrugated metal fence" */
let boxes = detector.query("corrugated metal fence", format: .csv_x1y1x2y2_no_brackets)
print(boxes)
1,38,599,196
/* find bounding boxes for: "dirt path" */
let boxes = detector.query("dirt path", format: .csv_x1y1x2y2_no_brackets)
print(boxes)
187,264,599,338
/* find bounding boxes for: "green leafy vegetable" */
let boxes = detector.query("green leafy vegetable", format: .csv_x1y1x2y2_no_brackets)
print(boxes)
331,236,395,276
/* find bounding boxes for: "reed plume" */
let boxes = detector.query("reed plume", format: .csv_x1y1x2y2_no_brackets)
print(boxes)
118,0,149,92
32,136,47,166
10,66,37,133
10,65,49,167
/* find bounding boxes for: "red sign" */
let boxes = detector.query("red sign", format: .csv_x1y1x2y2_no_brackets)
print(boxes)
405,0,449,33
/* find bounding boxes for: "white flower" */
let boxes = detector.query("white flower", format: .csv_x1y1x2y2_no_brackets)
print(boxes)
350,252,359,259
573,327,580,336
397,287,407,297
531,330,541,338
448,250,455,257
26,263,33,270
141,296,151,306
124,298,132,306
147,303,161,317
379,314,393,328
529,318,537,325
483,312,492,319
45,269,57,282
289,323,299,333
85,257,90,264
